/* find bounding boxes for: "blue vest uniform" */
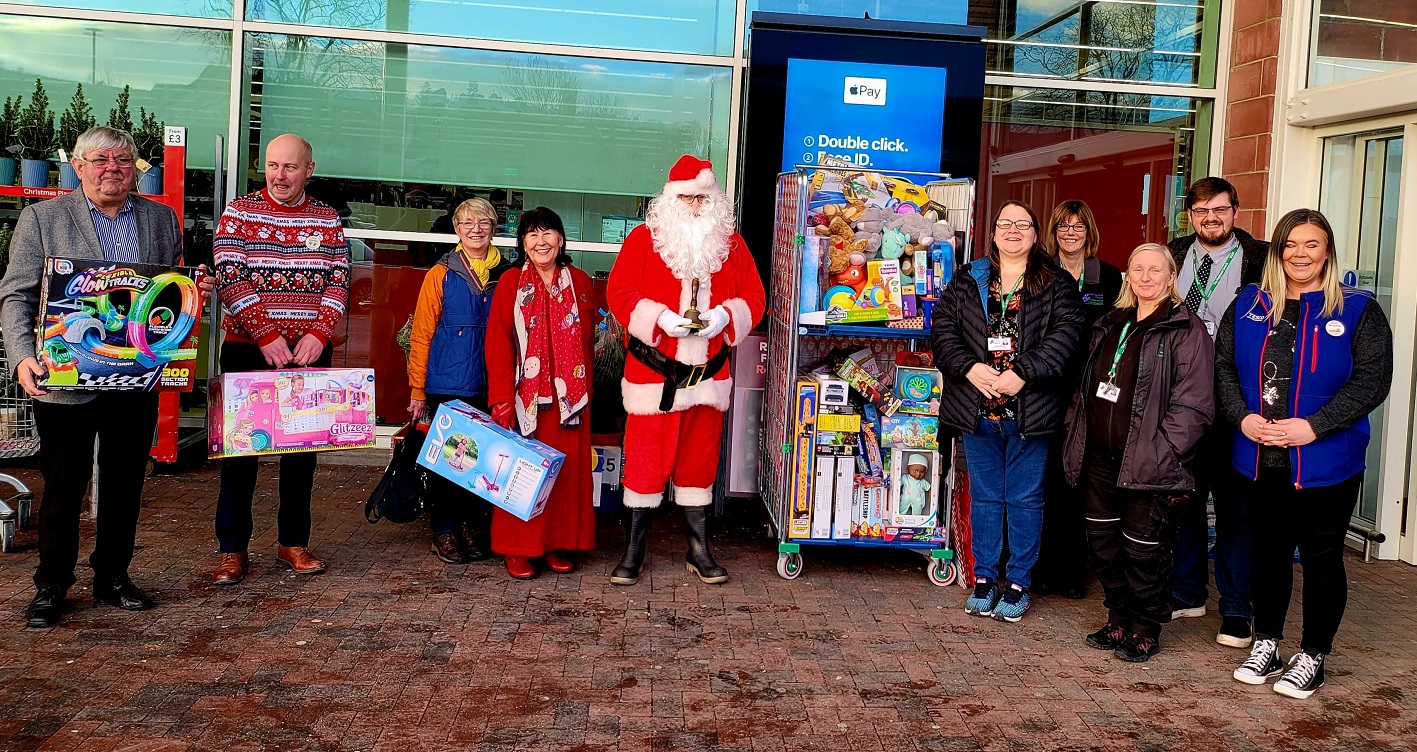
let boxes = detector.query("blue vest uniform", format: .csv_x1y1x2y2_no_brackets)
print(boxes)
425,259,503,399
1229,284,1373,488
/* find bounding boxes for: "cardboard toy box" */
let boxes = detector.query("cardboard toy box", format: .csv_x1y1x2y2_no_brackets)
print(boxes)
419,400,566,522
209,368,376,458
880,413,939,450
893,366,942,416
889,447,941,528
787,379,821,539
37,257,203,391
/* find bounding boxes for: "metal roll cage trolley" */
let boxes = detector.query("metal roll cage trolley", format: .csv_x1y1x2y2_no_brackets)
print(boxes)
760,165,975,584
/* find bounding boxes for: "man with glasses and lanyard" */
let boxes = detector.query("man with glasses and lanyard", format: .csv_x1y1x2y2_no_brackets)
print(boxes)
1165,177,1270,650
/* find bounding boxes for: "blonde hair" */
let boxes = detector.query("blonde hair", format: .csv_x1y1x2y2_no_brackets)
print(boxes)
1043,200,1100,260
452,197,497,227
1260,208,1344,324
1114,242,1182,309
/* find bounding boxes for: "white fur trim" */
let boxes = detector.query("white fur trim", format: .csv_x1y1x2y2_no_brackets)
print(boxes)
674,486,712,507
621,375,733,416
663,168,718,198
721,297,754,347
623,488,664,509
628,298,667,346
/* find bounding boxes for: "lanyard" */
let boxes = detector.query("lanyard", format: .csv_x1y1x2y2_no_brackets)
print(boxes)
1194,247,1239,302
1106,321,1138,383
1078,273,1085,293
999,273,1024,312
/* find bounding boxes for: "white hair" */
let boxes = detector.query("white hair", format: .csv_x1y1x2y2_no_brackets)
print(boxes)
73,126,136,161
643,191,735,280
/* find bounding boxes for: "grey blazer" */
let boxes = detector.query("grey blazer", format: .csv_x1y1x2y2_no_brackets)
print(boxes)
0,189,183,404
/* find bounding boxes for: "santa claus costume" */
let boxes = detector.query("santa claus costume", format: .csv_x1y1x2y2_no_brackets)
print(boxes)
606,155,766,585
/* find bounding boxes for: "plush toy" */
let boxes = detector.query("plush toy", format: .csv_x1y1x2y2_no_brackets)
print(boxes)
850,206,889,257
879,226,908,262
829,253,868,294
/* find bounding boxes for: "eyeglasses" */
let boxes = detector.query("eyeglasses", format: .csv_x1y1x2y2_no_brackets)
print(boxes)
678,194,711,205
995,219,1035,230
83,156,136,170
1189,205,1234,218
1056,223,1087,233
457,220,494,231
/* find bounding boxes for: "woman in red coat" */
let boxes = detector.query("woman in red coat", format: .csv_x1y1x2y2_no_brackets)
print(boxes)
485,207,597,579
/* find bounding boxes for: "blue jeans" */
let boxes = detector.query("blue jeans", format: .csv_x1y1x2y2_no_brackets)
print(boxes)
961,418,1050,590
1170,430,1253,619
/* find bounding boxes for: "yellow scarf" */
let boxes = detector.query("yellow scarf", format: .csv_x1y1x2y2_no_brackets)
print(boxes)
457,244,501,287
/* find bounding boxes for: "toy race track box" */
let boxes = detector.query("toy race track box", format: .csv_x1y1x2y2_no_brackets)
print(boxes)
787,379,819,540
418,400,566,522
37,257,203,391
209,368,376,458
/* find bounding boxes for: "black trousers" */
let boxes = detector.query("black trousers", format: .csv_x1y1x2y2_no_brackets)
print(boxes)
1082,454,1184,640
424,393,492,536
1037,444,1088,591
214,341,331,553
1245,469,1361,655
33,392,160,590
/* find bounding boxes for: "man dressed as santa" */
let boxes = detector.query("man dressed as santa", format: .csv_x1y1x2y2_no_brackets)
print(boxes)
606,155,765,585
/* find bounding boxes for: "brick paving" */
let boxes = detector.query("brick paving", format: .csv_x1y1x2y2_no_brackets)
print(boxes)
2,460,1416,751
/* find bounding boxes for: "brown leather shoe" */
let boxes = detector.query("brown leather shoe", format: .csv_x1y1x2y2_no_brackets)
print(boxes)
276,546,326,574
431,533,468,564
212,553,248,586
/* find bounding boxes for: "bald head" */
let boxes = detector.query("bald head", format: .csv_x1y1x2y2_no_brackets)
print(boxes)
263,133,315,204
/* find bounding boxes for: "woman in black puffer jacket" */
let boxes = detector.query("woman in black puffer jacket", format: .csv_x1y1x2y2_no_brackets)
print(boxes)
930,200,1085,623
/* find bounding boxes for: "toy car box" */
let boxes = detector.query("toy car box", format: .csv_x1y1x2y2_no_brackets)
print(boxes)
419,400,566,522
37,257,203,391
209,368,376,458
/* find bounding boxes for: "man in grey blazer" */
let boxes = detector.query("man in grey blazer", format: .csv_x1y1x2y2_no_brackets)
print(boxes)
0,126,212,628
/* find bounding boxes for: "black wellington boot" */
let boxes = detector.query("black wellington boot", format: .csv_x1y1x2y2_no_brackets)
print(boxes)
610,509,654,585
682,506,728,584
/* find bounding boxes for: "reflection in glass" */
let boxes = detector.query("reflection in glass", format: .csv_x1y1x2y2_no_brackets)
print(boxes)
246,0,736,57
1310,1,1417,86
0,0,232,18
980,86,1200,266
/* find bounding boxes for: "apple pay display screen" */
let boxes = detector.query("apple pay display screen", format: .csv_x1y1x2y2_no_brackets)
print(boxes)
780,58,947,174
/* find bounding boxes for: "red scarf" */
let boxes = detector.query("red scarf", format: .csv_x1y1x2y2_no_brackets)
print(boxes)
511,264,589,435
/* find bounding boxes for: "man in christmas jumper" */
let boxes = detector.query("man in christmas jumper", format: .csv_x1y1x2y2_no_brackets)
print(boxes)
209,133,351,585
606,155,765,585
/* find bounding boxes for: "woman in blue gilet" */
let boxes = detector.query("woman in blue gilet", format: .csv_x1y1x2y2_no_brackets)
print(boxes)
1216,208,1392,700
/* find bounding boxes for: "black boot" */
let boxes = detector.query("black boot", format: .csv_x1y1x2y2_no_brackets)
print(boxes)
682,506,728,584
610,509,654,585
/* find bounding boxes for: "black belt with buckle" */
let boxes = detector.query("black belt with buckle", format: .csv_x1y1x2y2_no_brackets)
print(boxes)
627,337,731,412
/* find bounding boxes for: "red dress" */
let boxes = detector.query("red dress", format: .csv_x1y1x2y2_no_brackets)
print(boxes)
485,265,597,557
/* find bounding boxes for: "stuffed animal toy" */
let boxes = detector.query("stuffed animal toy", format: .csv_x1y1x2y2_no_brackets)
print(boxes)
850,206,889,257
815,206,868,272
880,227,908,262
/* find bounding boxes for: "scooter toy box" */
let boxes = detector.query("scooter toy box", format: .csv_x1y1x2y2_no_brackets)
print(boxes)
418,400,566,522
37,257,202,391
209,368,376,458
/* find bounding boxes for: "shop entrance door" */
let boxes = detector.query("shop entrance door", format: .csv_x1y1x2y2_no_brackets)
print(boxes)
1318,128,1411,555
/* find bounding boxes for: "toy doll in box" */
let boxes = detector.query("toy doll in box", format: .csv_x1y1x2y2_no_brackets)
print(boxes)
889,447,939,527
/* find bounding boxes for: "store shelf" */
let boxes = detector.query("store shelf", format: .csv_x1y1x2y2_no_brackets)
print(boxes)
783,538,946,550
797,323,932,339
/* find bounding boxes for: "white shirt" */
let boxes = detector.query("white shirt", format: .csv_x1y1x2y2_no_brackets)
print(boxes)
1177,234,1243,338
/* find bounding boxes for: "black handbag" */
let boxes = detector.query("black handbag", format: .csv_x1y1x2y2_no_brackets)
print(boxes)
365,423,429,524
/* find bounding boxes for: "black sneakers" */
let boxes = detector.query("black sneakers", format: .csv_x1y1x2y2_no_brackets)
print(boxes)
1274,651,1326,699
1217,615,1254,648
1086,623,1127,651
1115,632,1160,662
1233,637,1285,684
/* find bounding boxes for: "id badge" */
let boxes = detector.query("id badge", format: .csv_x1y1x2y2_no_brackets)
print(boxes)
1096,381,1121,403
988,336,1013,352
1205,320,1216,337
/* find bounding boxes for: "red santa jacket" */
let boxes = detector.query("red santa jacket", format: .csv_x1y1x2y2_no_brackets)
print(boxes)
607,224,766,415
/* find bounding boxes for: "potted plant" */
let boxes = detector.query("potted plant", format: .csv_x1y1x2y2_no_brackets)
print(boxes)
0,96,19,187
57,84,96,190
16,79,55,188
134,106,165,195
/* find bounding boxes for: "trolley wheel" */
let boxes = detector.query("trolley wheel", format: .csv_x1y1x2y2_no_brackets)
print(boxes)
776,552,804,580
927,558,958,587
1,518,14,554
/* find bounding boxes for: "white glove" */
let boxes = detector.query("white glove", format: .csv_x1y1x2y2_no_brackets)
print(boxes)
698,306,730,339
657,309,696,338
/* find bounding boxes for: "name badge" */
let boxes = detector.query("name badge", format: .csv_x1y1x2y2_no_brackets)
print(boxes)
988,336,1013,352
1082,293,1105,306
1204,320,1216,337
1096,382,1121,403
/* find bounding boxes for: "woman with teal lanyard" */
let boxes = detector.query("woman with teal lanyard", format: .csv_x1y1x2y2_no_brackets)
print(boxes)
931,200,1085,623
1060,243,1214,661
1037,199,1124,598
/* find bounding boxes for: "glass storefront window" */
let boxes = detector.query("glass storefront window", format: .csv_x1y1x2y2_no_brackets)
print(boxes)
0,0,233,18
749,0,968,26
979,86,1206,266
246,0,737,57
1309,0,1417,86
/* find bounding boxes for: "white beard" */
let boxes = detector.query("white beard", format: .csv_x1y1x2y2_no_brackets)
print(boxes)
644,192,735,281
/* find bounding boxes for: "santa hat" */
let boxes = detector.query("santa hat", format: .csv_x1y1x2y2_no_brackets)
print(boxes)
906,454,928,469
664,154,719,197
